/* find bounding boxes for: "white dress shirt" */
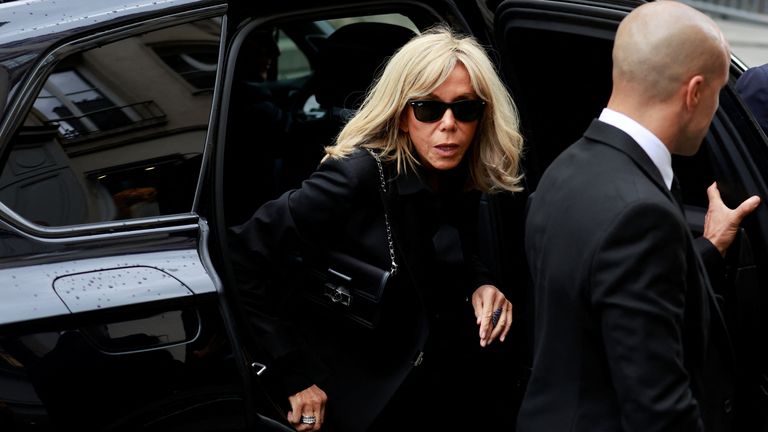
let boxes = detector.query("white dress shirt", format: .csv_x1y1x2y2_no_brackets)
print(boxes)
598,108,674,190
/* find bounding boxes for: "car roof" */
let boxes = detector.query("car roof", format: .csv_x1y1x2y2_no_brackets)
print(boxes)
0,0,222,45
0,0,223,116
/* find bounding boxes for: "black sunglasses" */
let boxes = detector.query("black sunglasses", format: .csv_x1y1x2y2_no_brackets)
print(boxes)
407,99,486,123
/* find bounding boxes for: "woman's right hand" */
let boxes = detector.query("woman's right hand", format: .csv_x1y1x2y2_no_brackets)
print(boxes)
471,284,513,347
287,384,327,431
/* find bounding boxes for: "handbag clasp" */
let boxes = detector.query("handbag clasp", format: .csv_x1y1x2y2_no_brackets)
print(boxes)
324,283,352,306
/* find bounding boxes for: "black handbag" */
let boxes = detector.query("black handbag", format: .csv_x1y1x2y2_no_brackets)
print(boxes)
290,149,398,329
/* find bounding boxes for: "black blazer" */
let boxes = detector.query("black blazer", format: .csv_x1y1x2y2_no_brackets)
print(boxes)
517,120,734,432
230,149,494,431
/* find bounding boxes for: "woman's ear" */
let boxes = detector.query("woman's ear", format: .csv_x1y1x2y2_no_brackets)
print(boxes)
399,110,409,133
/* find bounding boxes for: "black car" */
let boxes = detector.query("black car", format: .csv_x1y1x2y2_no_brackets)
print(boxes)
1,0,767,430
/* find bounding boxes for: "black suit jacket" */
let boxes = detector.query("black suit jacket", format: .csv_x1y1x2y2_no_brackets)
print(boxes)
230,149,495,431
517,120,734,432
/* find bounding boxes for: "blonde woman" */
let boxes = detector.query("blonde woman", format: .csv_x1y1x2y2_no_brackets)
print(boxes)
231,25,524,431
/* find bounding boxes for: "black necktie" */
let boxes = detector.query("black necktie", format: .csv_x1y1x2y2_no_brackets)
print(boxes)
671,175,684,213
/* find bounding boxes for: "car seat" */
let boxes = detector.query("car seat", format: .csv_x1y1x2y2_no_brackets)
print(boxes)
280,22,417,189
313,22,417,114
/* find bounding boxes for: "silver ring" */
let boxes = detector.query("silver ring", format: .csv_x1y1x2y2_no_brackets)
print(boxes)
300,415,317,425
492,307,503,327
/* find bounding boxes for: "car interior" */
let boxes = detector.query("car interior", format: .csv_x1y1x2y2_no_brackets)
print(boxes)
223,20,417,227
218,3,768,428
219,9,532,419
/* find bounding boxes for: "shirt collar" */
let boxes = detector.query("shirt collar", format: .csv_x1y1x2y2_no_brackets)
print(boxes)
599,108,674,190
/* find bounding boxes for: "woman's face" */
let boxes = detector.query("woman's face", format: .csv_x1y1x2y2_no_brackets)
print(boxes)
402,62,482,171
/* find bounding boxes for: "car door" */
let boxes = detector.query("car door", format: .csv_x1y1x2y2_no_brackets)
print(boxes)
0,1,290,431
490,0,768,429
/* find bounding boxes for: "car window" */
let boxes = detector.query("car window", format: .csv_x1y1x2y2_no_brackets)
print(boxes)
276,30,310,80
324,13,419,32
1,17,221,227
274,13,417,81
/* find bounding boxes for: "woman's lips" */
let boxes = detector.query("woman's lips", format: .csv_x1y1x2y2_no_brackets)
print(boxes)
434,144,459,156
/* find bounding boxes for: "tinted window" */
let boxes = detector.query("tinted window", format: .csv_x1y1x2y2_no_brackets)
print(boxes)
1,17,221,227
276,30,310,80
153,43,219,91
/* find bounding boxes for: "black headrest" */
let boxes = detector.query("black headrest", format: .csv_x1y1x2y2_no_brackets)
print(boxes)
314,22,416,110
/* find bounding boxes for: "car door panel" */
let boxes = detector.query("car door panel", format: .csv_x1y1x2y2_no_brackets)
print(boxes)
0,214,250,429
494,0,625,188
0,301,247,431
0,2,277,430
0,243,216,325
704,92,768,430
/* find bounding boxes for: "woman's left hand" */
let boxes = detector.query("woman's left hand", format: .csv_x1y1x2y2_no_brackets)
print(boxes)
471,284,513,347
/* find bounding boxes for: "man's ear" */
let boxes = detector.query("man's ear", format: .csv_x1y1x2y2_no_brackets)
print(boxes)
684,75,704,111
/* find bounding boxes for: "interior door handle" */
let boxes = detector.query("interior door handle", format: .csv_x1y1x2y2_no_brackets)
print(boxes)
251,361,267,376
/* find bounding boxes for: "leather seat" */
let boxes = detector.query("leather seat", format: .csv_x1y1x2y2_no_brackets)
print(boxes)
313,22,416,113
280,23,417,189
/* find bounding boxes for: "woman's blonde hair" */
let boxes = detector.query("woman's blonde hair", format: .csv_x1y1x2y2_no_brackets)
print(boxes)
324,25,524,193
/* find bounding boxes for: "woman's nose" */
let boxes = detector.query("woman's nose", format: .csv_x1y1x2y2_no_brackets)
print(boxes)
439,108,457,129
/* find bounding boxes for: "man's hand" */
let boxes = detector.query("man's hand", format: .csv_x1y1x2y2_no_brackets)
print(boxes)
703,182,761,256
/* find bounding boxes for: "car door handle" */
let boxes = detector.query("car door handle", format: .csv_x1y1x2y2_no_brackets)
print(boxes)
251,361,267,376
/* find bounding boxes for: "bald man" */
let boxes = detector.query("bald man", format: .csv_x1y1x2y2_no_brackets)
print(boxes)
518,2,761,431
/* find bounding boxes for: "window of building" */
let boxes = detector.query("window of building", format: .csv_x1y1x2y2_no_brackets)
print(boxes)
152,44,219,91
33,69,139,140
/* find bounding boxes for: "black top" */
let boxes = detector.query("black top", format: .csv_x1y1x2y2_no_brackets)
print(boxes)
229,148,496,431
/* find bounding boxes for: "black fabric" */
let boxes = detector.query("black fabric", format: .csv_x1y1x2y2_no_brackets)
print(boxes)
229,149,497,431
518,120,735,432
736,63,768,136
671,175,685,214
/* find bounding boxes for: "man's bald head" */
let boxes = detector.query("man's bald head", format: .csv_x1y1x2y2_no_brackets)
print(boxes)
612,1,729,102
